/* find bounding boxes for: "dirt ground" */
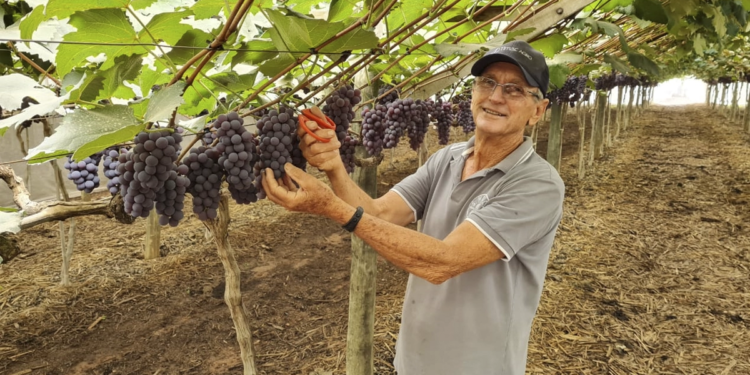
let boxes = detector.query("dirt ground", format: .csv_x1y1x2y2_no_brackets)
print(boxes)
2,104,749,374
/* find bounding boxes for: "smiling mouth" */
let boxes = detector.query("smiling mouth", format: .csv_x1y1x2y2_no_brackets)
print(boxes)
483,108,506,117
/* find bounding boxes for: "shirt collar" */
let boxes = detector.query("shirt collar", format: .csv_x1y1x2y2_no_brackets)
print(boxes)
452,136,534,173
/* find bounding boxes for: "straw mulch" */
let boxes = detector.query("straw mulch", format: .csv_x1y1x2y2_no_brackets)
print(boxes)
1,105,749,374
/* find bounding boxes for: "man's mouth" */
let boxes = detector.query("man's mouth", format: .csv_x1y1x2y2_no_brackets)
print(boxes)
483,108,506,117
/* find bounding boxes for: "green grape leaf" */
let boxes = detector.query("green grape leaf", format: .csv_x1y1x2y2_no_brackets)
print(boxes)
627,52,660,77
548,52,583,65
56,9,141,76
434,36,507,57
0,207,20,213
70,72,106,102
138,10,193,46
27,105,141,163
129,98,150,118
20,6,45,42
44,0,130,21
633,0,668,24
231,40,278,66
180,83,215,116
712,11,727,37
328,0,358,22
191,0,227,19
572,64,602,76
743,0,750,11
693,34,706,56
0,45,12,67
385,0,431,29
144,81,186,123
0,211,23,235
137,65,169,98
548,64,570,91
505,27,535,42
130,0,159,10
287,0,319,14
264,9,378,54
100,54,143,99
529,33,568,59
209,72,257,92
603,54,631,74
595,21,623,37
178,114,209,133
584,0,632,12
166,29,214,65
74,124,145,162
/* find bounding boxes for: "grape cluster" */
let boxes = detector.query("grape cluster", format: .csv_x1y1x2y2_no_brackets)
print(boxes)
377,84,399,105
392,98,431,152
155,170,189,226
323,84,362,173
201,129,217,146
361,104,387,156
456,100,475,134
212,112,259,204
120,129,182,218
255,106,299,189
548,75,588,107
103,147,128,195
429,100,454,145
64,153,103,193
594,73,617,91
180,146,223,220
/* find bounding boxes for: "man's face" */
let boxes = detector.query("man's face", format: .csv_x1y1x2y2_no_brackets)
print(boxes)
470,62,548,138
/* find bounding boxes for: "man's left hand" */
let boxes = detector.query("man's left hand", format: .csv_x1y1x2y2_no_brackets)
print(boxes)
261,164,337,217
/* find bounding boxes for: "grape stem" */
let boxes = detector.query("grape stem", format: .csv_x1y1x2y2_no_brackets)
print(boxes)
174,132,203,165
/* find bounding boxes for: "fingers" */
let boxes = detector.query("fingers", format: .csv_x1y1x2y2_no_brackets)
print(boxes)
281,174,297,192
262,168,290,205
302,128,337,146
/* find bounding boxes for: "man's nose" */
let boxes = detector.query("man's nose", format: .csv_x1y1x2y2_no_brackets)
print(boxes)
488,85,507,103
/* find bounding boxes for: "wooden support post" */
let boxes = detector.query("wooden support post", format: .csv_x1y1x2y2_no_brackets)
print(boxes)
346,72,378,375
546,102,564,170
615,86,624,139
203,194,258,375
731,81,740,123
593,91,606,160
60,219,75,286
576,100,586,179
625,85,635,130
144,209,161,260
604,91,612,147
744,84,750,132
706,85,711,107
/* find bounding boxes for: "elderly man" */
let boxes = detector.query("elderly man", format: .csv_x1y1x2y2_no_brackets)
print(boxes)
262,40,565,375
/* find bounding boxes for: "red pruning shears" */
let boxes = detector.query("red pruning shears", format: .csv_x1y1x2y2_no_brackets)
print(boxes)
299,107,336,143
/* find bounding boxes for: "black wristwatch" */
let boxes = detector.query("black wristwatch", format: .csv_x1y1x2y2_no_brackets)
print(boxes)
342,206,364,232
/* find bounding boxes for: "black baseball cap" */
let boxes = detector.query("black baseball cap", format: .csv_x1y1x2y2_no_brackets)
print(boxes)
471,40,549,95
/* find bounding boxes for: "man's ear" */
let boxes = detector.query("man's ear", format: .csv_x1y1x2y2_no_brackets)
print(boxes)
528,98,550,126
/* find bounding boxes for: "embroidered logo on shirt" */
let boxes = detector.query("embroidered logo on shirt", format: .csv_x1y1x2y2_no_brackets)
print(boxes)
466,194,489,217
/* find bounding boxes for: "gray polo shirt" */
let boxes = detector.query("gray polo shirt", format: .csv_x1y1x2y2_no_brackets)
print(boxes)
390,136,564,375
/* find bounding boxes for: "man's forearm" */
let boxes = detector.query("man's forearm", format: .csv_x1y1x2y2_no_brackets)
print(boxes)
327,199,454,284
326,165,382,217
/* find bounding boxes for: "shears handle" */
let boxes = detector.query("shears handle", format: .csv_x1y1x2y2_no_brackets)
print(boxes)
298,107,336,143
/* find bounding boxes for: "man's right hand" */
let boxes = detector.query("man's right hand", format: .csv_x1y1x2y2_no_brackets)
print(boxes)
297,119,344,173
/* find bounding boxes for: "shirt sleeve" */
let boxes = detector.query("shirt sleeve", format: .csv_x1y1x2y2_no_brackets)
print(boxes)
466,167,564,261
390,148,446,222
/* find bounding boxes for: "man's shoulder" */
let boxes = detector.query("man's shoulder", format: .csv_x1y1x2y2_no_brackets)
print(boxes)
425,142,468,167
508,152,565,192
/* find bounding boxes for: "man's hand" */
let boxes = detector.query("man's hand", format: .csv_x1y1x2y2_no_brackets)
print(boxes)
298,120,344,172
262,164,340,217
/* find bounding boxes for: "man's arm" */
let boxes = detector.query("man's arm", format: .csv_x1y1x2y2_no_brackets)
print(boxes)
262,166,502,284
298,121,415,226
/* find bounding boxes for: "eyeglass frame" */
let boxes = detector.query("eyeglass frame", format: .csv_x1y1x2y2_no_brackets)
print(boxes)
473,76,543,101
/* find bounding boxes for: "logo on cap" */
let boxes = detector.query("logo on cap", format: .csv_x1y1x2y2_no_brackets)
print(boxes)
498,46,532,61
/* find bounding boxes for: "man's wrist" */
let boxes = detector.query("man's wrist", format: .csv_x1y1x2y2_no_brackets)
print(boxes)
326,198,358,226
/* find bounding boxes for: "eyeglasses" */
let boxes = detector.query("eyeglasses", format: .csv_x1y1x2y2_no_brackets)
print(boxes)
473,76,542,100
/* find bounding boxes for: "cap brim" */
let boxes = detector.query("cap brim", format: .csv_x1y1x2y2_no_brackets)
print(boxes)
471,54,541,91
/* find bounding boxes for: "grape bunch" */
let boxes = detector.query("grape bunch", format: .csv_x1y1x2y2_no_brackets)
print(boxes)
180,146,224,220
456,100,475,134
377,84,399,105
339,135,359,173
201,128,217,146
429,100,454,145
322,84,362,173
212,112,259,204
102,147,129,195
155,170,189,226
255,106,299,181
389,98,430,152
548,76,588,107
361,104,387,156
383,102,407,150
120,129,183,218
64,153,103,193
